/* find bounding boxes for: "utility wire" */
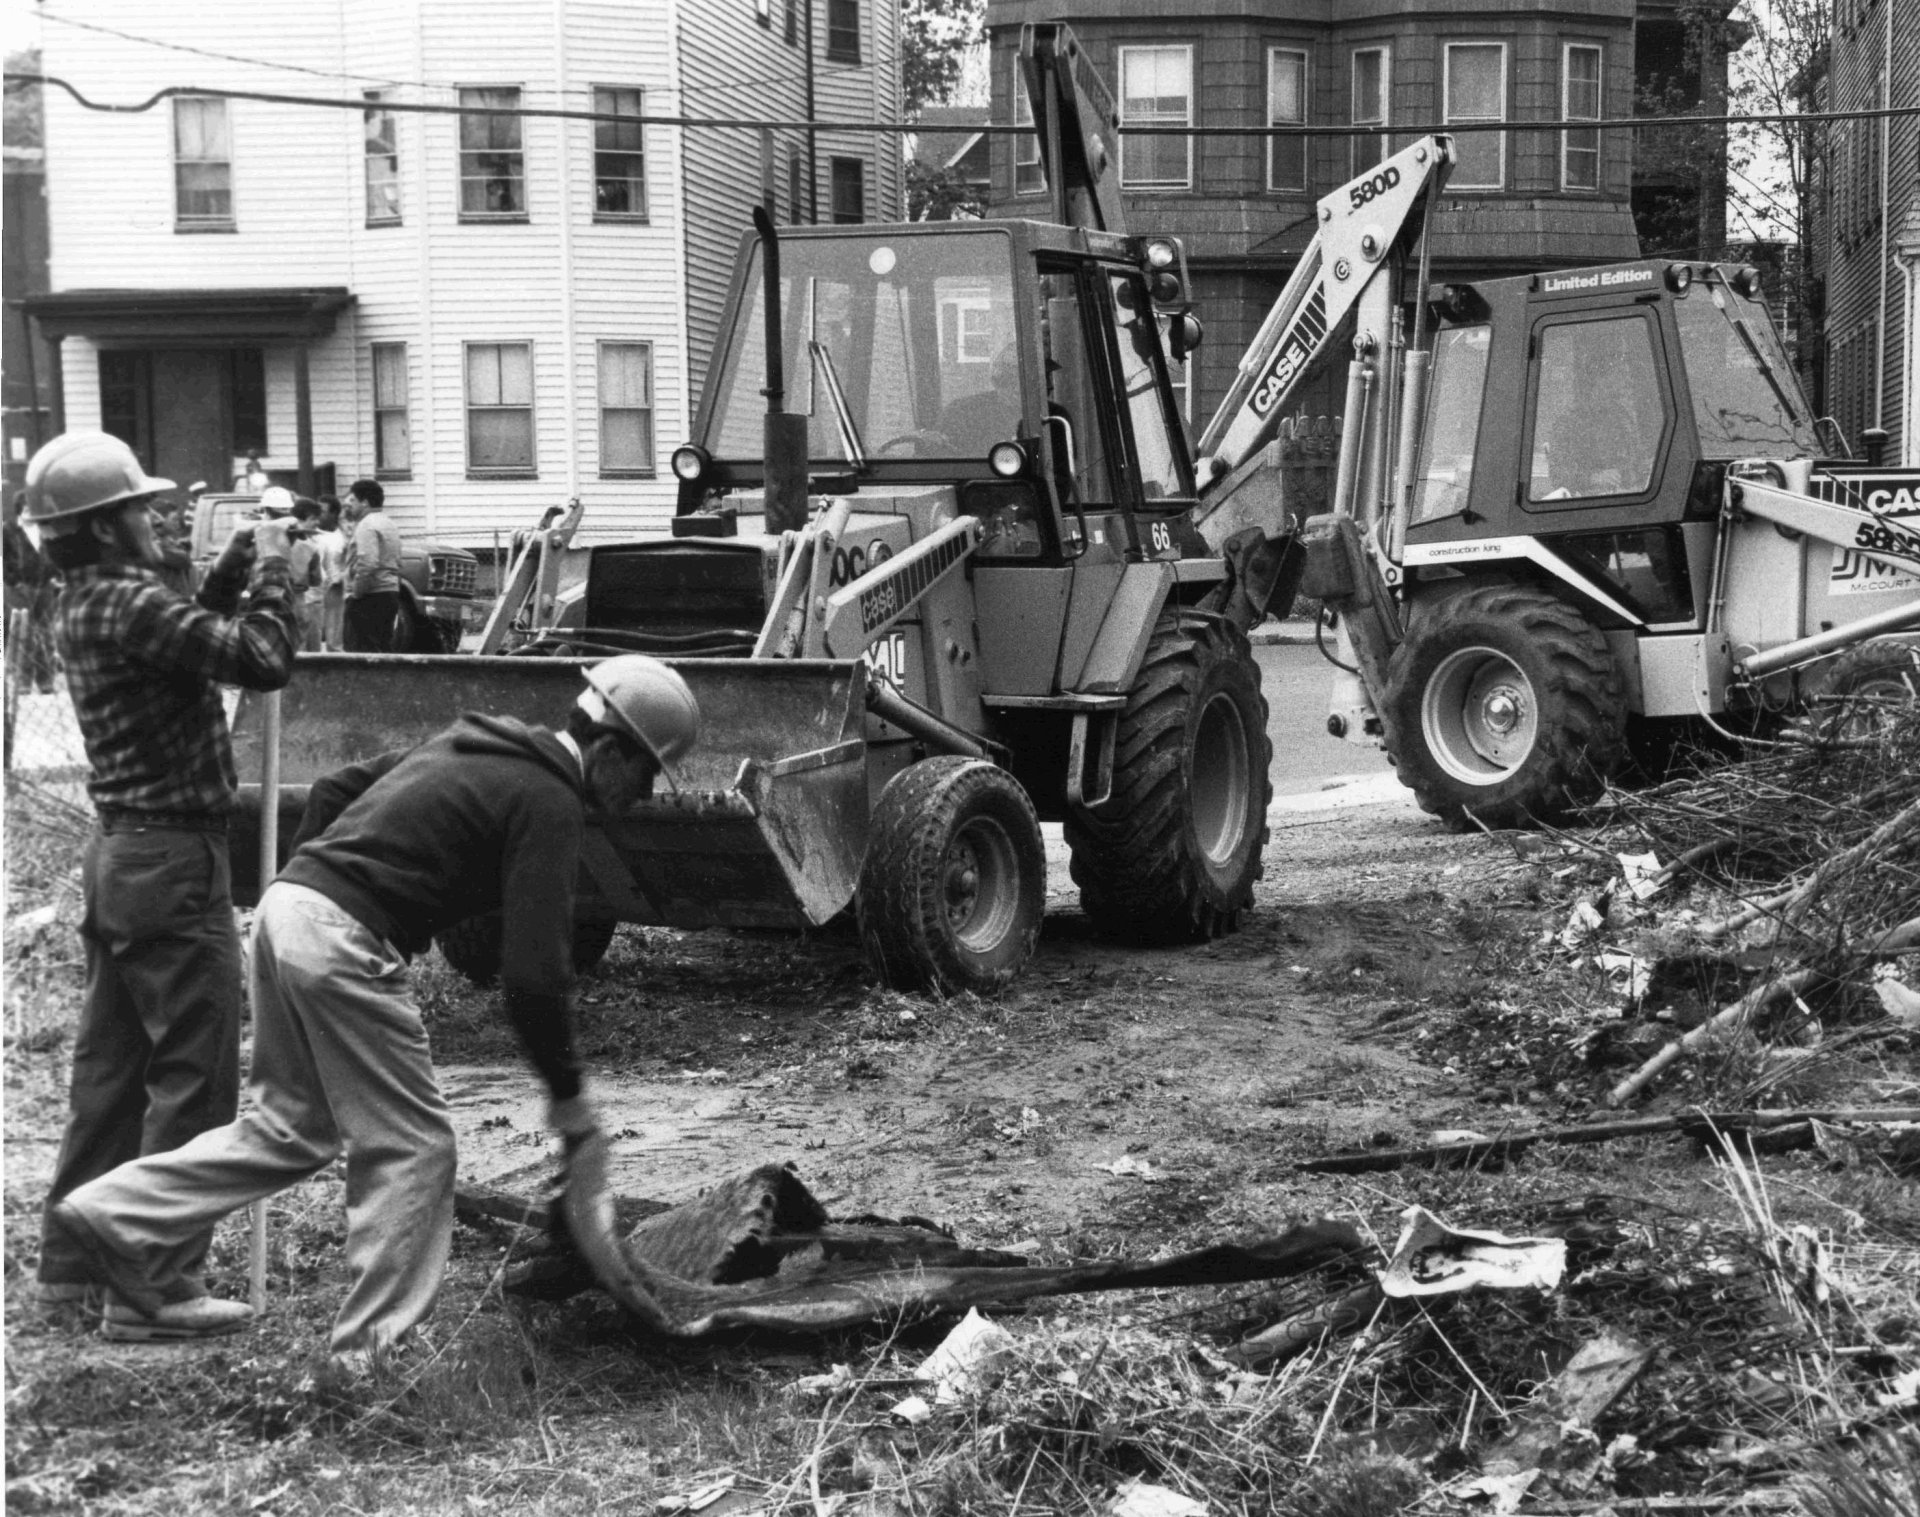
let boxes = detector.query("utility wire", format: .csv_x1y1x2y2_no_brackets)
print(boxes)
24,8,894,107
9,72,1919,136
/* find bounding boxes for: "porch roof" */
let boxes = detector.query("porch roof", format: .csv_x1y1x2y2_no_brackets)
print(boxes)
19,287,354,343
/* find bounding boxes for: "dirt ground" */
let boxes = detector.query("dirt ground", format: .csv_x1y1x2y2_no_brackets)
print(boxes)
6,782,1914,1515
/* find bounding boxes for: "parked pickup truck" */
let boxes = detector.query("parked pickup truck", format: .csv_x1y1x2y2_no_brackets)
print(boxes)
190,493,484,651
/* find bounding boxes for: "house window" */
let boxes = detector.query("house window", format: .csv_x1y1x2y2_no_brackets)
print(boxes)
789,148,806,223
1562,44,1602,192
372,343,411,475
1267,48,1308,193
598,342,655,476
1011,53,1045,196
364,93,401,224
784,0,797,44
1118,45,1193,190
593,87,647,218
173,97,233,230
827,0,860,63
755,0,771,25
465,342,535,473
459,87,526,218
1445,42,1507,190
1349,47,1390,178
830,156,864,223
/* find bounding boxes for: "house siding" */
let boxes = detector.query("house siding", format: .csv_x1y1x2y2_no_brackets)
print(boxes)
1814,0,1915,461
37,0,898,544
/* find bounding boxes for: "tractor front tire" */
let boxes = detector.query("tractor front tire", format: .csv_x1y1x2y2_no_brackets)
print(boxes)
437,910,621,986
1065,613,1271,943
1384,585,1624,830
857,757,1045,994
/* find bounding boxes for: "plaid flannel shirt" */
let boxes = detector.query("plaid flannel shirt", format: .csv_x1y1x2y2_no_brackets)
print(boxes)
55,554,298,817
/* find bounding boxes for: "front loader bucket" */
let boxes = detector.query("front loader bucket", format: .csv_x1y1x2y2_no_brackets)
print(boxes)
229,653,870,929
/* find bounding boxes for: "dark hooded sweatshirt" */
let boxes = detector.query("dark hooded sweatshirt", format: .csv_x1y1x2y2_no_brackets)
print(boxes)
278,714,586,1099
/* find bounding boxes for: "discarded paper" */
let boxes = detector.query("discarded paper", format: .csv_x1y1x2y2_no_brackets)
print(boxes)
1109,1478,1207,1517
1618,851,1664,901
1380,1207,1566,1298
916,1307,1015,1404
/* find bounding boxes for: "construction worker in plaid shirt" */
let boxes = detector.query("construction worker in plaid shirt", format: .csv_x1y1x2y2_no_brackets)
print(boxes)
23,430,298,1341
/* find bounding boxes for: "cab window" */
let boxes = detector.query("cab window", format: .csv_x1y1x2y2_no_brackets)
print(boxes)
1105,271,1190,501
1527,315,1665,503
1039,269,1115,506
1411,325,1490,523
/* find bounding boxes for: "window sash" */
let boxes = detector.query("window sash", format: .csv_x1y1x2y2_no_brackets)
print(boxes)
593,87,648,217
599,343,655,474
1445,43,1506,190
364,95,401,223
459,88,526,216
174,98,233,226
1562,45,1602,192
465,343,535,471
827,0,860,62
1118,45,1193,189
830,157,864,223
1350,47,1390,176
373,345,410,473
1267,48,1307,193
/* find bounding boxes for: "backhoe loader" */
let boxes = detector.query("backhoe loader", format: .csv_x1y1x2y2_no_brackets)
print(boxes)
1187,132,1920,830
233,25,1276,994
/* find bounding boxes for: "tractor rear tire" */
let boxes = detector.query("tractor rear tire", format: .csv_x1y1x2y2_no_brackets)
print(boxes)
1384,585,1624,830
437,911,621,986
1065,613,1271,943
1810,639,1920,739
857,757,1045,994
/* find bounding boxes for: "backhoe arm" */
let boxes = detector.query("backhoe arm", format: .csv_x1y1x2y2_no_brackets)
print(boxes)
1019,24,1128,235
1194,136,1452,492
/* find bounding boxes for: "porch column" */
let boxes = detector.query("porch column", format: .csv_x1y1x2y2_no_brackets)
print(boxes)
294,344,314,497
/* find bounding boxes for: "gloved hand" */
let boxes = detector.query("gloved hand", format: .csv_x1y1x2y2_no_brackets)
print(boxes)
250,518,296,563
548,1093,601,1144
208,523,258,580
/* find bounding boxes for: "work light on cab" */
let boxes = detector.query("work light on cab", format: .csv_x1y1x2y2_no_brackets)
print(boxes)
988,440,1030,478
671,445,710,482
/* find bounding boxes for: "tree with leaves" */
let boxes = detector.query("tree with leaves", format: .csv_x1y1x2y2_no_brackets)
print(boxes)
901,0,983,119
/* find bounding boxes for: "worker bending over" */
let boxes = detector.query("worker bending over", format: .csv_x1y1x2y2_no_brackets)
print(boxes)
50,655,701,1359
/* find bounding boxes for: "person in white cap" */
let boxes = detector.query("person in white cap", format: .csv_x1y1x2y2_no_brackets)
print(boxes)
20,431,297,1339
49,655,700,1361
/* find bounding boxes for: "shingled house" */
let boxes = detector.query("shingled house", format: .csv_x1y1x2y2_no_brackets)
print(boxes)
981,1,1732,429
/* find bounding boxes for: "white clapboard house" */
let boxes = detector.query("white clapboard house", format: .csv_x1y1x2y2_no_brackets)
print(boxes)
25,0,904,545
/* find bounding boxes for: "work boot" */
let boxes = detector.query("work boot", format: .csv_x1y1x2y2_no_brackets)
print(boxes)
44,1201,166,1317
101,1295,253,1343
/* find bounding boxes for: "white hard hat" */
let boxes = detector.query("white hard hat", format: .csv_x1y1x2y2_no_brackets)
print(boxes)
23,431,174,529
579,655,701,792
258,486,296,516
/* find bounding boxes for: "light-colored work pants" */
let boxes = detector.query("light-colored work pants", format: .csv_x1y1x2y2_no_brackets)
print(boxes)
60,881,457,1353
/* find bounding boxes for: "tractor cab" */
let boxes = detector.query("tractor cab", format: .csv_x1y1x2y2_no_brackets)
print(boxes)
1403,260,1819,630
676,220,1201,574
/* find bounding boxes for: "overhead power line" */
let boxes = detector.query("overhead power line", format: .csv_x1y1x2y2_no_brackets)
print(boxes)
9,72,1919,137
24,8,885,106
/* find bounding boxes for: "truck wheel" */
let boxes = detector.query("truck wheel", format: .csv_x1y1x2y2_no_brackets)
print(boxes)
436,911,621,986
394,602,450,654
1811,639,1920,739
1065,613,1271,942
857,757,1045,993
1385,585,1624,830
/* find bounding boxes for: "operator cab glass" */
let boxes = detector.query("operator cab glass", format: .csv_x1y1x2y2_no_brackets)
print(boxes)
1410,325,1491,524
705,230,1026,467
1672,275,1818,459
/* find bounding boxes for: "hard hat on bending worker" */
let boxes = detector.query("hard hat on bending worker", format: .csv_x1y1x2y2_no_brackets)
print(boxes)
576,654,701,795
